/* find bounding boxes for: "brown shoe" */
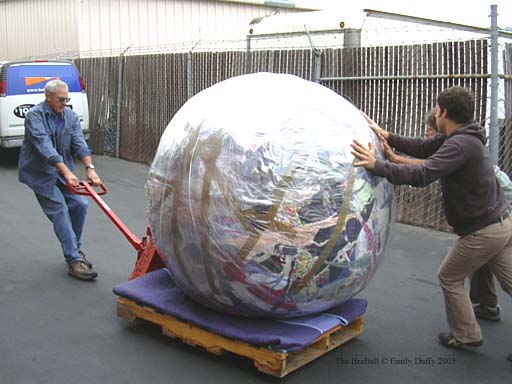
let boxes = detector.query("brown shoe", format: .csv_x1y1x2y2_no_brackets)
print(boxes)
78,250,93,269
68,260,98,281
438,332,482,349
473,303,501,321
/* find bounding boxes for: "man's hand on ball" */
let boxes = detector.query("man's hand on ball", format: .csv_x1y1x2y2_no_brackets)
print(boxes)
351,140,377,170
379,136,397,162
361,111,389,140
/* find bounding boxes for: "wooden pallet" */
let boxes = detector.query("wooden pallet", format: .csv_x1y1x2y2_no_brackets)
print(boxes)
117,297,364,377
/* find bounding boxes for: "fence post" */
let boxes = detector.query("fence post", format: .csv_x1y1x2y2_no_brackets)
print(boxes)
304,25,322,83
489,4,499,165
186,52,193,100
115,44,131,158
245,35,252,74
187,39,201,100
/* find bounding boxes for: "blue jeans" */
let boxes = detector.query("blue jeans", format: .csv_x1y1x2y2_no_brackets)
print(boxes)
35,181,89,264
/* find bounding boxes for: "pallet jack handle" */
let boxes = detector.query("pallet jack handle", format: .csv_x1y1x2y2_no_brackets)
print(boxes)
68,181,145,253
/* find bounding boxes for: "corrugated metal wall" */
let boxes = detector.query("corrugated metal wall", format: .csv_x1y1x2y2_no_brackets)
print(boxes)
0,0,80,60
78,0,300,56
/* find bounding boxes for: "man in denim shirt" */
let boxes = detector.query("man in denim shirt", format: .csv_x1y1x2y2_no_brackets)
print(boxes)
19,79,101,280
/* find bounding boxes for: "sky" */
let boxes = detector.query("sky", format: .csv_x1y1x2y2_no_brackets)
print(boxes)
309,0,512,29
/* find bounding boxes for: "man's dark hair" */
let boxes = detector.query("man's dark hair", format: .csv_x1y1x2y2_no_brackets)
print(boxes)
437,86,475,124
425,108,437,130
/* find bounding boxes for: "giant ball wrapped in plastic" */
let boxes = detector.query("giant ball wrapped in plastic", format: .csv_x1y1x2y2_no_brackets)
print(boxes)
146,73,395,318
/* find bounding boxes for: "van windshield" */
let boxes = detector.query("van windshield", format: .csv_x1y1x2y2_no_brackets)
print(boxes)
6,63,82,95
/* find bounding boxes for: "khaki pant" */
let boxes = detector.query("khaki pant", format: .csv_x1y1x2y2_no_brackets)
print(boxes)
470,264,497,307
438,214,512,343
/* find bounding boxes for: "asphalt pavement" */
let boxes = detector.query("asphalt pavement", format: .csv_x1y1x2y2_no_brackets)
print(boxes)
0,148,510,384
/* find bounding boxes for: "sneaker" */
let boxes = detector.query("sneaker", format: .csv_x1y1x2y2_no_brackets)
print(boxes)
473,303,501,321
78,250,93,269
438,332,483,349
68,260,98,281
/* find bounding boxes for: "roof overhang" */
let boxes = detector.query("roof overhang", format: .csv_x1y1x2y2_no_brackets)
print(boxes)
218,0,321,11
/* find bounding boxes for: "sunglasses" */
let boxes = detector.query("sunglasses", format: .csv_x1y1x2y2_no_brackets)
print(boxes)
55,96,71,103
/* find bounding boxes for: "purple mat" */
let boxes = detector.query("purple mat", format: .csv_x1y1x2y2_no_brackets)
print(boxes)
113,268,367,352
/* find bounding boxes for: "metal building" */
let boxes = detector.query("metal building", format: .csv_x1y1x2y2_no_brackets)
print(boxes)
0,0,318,60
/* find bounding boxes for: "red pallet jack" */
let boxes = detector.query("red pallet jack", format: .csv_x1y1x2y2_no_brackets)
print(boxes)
69,181,164,280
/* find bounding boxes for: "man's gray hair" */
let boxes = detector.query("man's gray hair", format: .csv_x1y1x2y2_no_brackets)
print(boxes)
45,79,68,94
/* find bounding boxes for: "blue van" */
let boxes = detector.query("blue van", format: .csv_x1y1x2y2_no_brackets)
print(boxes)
0,60,89,148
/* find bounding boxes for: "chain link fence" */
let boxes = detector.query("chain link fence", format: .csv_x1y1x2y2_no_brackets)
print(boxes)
74,17,512,233
77,56,119,156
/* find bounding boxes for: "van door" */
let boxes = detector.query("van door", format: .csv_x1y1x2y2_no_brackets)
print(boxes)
0,61,89,148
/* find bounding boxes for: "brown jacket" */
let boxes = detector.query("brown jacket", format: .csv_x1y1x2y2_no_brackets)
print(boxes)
374,124,508,235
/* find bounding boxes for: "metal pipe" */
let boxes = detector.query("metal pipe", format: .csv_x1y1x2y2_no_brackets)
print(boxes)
320,74,497,81
303,24,322,83
248,29,342,39
321,74,512,81
489,4,499,165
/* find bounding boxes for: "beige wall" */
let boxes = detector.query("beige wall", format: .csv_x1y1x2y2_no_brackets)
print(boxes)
0,0,303,59
0,0,80,60
77,0,301,56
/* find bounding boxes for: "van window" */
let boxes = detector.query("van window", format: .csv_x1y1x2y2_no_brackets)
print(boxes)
6,63,82,95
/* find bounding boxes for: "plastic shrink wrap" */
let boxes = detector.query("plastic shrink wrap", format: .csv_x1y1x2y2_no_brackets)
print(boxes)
146,73,395,317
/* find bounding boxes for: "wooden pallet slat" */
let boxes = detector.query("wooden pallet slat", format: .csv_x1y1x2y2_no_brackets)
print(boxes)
116,297,364,377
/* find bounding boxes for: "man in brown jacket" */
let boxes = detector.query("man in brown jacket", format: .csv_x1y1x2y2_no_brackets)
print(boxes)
351,86,512,359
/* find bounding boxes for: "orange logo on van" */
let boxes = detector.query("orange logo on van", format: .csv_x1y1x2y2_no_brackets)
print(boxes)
24,77,61,86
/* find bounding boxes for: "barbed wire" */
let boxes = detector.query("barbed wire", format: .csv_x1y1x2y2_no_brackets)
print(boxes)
24,22,509,60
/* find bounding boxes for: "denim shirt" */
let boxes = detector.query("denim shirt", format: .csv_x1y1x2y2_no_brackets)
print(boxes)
18,101,91,198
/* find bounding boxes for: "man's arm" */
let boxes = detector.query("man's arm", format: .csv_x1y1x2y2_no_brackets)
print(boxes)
352,139,464,187
362,112,444,159
68,113,101,186
380,136,426,165
81,155,101,186
24,110,84,186
388,133,444,159
55,162,80,187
